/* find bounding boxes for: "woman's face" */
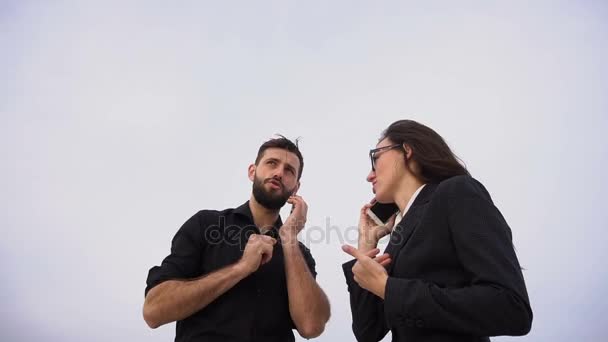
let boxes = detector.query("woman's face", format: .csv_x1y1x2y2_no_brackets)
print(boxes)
367,138,406,203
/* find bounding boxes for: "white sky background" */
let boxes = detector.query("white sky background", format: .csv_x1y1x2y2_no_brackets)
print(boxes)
1,1,607,341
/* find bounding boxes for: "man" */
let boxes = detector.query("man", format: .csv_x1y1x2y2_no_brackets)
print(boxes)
143,136,330,342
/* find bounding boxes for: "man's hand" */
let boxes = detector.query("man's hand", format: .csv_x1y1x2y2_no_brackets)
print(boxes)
280,195,308,244
238,234,277,275
342,244,391,298
358,202,396,253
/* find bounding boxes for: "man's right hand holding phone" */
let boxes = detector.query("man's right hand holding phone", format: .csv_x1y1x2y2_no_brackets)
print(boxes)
357,201,396,253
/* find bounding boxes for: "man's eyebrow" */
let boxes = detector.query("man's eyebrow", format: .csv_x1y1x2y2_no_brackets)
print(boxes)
265,157,296,172
284,162,296,172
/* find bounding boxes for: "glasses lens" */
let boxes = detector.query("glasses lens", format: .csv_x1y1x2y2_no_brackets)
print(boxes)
370,145,399,171
371,150,378,170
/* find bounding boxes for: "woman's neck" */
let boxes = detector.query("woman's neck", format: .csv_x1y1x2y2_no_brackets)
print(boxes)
394,176,424,214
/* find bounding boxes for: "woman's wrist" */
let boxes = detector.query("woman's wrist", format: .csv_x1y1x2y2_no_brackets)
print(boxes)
358,234,378,252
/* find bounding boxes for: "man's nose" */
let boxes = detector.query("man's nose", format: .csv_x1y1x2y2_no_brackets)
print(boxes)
272,169,284,180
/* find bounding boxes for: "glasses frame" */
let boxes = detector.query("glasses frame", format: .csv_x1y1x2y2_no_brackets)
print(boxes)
369,144,403,171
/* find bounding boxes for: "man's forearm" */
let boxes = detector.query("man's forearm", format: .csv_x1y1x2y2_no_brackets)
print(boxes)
143,262,249,328
282,240,330,338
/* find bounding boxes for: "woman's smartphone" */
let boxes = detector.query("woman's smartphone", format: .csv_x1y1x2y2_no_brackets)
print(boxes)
366,202,399,226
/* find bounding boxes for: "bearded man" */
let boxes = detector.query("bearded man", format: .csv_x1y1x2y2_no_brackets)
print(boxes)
143,136,330,342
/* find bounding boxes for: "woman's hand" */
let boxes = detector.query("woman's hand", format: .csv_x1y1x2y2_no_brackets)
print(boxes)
342,245,391,299
358,202,397,253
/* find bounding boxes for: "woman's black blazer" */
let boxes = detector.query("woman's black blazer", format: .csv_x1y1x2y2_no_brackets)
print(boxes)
343,175,533,342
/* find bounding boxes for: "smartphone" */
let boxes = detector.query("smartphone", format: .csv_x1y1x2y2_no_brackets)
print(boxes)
366,202,399,226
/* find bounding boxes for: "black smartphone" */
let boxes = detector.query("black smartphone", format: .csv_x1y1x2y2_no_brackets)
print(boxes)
366,202,399,226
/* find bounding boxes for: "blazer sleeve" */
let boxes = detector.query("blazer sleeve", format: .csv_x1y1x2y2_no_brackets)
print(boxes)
383,176,533,336
343,259,390,342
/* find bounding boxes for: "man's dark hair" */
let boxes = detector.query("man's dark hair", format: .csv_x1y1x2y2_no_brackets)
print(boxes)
255,135,304,180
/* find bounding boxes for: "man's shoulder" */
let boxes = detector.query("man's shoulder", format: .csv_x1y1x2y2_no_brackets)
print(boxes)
194,207,234,218
190,203,250,225
176,207,237,238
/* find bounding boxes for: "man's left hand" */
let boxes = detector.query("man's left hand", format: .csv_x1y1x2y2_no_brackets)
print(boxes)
280,195,308,242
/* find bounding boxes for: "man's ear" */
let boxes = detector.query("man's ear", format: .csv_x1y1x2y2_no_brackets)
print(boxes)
248,164,256,181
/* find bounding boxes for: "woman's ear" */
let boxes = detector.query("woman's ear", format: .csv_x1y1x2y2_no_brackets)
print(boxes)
403,144,413,160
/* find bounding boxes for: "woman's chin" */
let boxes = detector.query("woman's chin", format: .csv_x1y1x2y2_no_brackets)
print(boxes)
374,193,393,204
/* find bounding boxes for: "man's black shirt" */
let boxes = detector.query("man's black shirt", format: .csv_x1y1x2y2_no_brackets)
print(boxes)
145,201,317,342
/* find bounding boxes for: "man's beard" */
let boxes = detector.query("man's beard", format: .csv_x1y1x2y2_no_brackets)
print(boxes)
252,175,294,210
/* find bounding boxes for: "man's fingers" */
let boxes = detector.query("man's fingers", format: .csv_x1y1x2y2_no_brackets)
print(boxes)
289,196,307,212
258,235,277,244
249,234,276,246
260,253,272,265
260,243,274,264
288,196,305,212
289,195,304,205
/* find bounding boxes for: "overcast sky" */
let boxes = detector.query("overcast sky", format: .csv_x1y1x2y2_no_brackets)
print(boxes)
2,1,607,341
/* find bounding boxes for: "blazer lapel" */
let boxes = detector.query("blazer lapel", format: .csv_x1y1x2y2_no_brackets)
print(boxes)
384,184,438,274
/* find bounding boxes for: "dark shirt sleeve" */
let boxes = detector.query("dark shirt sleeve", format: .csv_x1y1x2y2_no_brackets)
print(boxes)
343,259,390,342
383,176,533,336
298,242,317,278
145,211,205,296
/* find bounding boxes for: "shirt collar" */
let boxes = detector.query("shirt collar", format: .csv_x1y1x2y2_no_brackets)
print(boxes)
402,184,427,217
234,201,284,236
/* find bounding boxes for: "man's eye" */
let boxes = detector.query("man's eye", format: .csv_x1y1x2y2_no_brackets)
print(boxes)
268,160,276,165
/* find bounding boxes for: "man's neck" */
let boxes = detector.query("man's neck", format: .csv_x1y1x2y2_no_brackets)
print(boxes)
248,195,281,232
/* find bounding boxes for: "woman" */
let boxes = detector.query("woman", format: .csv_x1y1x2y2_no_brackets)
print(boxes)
342,120,532,342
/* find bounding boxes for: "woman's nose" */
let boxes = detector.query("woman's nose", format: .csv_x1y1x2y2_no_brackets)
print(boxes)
366,170,375,182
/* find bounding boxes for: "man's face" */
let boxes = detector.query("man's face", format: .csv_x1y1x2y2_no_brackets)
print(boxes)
249,148,301,210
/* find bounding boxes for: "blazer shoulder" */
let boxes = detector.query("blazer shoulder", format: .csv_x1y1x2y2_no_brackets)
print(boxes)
436,175,492,201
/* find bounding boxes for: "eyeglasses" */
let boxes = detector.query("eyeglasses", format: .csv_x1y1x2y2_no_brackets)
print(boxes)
369,144,403,171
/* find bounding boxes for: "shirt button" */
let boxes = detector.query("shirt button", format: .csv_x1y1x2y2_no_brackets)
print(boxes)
415,319,424,328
